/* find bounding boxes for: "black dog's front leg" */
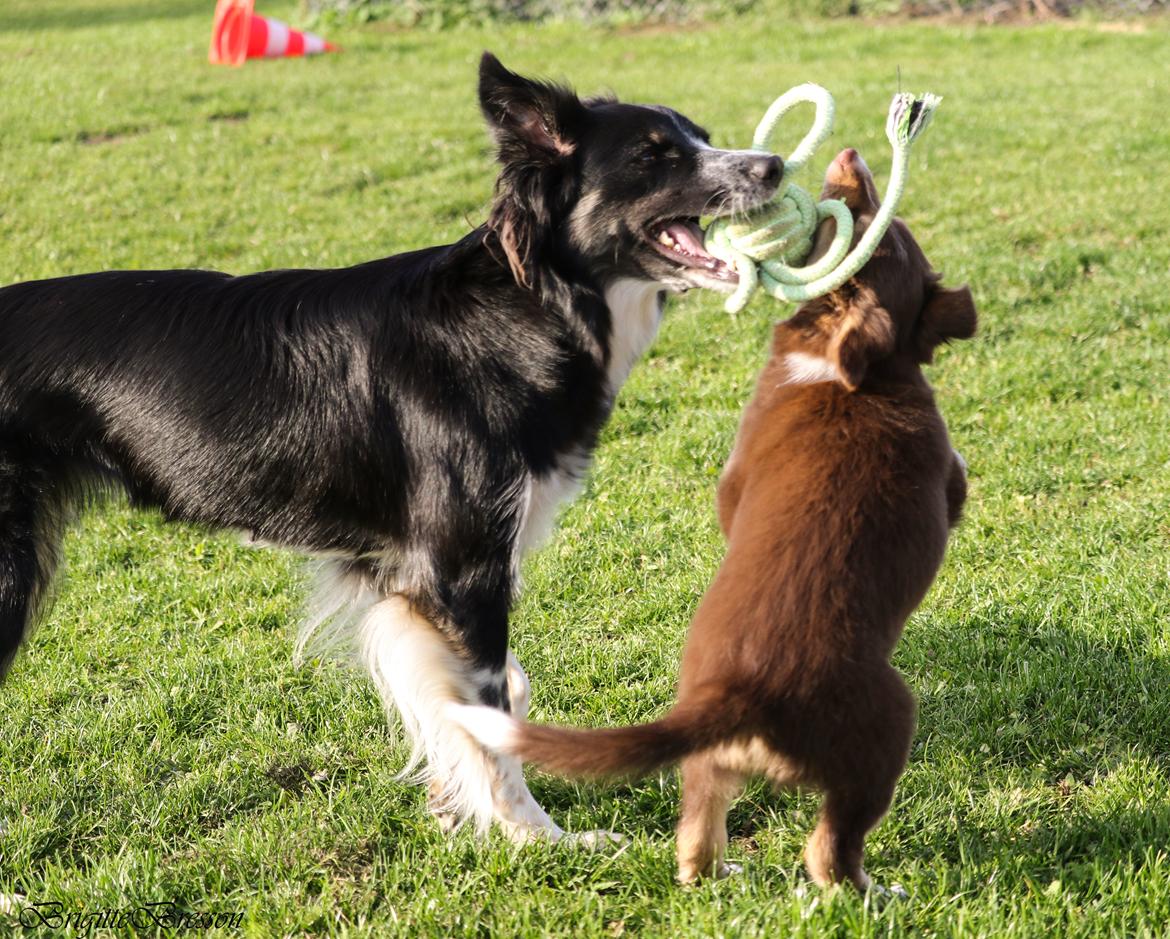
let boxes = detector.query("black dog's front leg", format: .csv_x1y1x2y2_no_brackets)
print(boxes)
419,552,565,841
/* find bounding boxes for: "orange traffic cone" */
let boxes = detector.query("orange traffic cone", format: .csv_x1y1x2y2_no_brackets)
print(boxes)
209,0,337,67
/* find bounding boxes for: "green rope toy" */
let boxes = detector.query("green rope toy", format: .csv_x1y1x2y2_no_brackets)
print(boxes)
704,84,942,313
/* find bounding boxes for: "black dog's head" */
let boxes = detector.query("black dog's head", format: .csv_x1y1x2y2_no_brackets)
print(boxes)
479,53,782,294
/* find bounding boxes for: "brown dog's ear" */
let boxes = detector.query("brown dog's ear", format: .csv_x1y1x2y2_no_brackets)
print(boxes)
916,284,977,363
829,287,896,392
479,52,581,160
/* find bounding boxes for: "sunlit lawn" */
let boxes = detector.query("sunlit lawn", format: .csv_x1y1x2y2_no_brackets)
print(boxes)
1,2,1169,935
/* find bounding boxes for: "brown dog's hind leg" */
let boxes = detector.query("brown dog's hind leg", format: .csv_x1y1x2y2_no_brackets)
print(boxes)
803,671,915,892
804,786,892,891
676,752,744,883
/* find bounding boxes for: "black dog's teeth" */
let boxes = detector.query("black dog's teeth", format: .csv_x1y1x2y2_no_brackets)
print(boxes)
649,220,736,280
656,227,697,257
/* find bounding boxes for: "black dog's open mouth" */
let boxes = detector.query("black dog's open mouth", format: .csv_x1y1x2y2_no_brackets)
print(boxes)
645,219,738,284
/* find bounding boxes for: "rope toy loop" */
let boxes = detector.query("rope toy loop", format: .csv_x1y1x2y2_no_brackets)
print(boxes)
704,85,941,313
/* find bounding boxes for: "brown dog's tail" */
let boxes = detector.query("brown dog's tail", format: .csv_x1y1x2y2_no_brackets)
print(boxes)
446,700,723,780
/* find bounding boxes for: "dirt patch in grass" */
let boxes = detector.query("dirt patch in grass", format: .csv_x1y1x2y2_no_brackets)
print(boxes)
266,760,329,794
76,125,149,145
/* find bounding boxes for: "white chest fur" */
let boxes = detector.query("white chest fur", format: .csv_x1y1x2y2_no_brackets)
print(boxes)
517,453,589,560
514,281,664,565
782,351,840,386
603,278,665,397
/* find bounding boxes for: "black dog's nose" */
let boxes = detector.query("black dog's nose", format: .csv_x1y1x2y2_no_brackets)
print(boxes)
749,154,783,185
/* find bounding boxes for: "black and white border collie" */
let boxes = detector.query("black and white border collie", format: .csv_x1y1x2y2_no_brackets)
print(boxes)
0,53,780,840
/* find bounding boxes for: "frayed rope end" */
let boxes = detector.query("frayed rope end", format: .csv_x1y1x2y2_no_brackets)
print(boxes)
887,92,942,148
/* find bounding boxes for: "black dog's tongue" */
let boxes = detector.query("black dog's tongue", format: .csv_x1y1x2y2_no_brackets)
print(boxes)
652,218,737,282
662,221,712,258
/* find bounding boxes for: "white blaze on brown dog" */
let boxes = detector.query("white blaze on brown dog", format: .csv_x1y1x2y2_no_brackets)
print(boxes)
451,148,975,890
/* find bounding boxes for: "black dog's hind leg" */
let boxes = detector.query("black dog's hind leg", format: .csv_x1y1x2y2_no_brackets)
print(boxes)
0,457,66,681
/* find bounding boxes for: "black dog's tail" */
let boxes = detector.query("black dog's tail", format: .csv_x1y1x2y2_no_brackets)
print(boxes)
447,699,729,780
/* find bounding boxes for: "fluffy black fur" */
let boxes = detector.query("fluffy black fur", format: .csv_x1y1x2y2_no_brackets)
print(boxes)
0,53,780,720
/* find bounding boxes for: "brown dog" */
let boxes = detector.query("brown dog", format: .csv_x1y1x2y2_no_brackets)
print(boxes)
451,147,975,890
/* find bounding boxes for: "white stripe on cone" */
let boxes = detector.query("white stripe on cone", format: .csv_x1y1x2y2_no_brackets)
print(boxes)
264,18,290,56
303,33,325,54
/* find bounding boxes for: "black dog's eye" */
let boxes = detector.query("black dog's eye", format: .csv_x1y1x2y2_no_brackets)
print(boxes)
636,140,675,166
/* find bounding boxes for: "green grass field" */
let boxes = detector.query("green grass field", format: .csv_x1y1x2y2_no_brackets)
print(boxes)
2,2,1169,935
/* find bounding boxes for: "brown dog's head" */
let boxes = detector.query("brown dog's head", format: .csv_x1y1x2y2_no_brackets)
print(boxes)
791,148,976,392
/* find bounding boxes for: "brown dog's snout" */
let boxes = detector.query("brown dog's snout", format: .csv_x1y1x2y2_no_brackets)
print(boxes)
821,147,880,211
834,147,858,170
825,148,865,184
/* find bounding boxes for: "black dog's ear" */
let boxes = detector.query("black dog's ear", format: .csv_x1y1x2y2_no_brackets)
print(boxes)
915,284,977,363
478,52,582,159
829,286,896,392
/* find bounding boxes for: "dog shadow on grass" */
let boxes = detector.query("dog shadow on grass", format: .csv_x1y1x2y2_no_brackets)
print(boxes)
903,609,1170,881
